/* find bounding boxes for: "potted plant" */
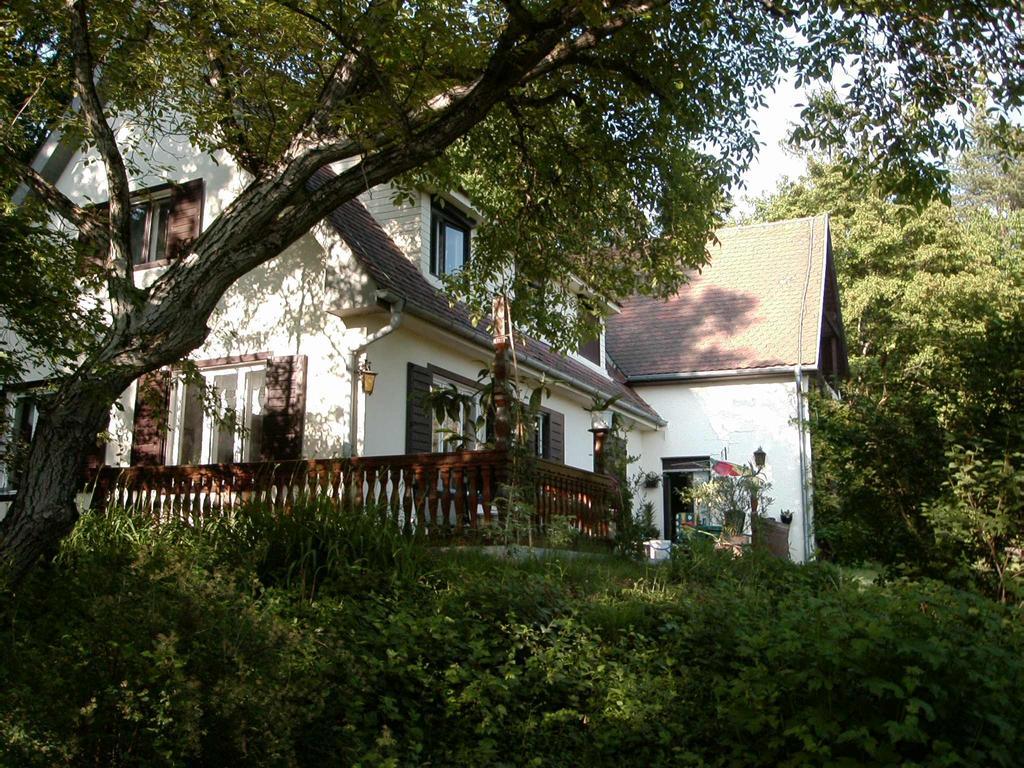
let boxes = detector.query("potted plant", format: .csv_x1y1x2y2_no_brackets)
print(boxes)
642,471,661,488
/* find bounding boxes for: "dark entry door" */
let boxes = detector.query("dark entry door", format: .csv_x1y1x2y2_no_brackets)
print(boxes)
663,472,694,542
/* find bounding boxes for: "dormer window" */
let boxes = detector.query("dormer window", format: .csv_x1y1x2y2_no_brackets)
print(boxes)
430,202,472,277
577,305,602,365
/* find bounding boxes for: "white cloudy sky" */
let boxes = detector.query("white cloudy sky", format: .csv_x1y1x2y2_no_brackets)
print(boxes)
731,75,810,215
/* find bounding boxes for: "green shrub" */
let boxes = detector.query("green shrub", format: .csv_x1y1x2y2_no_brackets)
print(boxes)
3,505,1023,766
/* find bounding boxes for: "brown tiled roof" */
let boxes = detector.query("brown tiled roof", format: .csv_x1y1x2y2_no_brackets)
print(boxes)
323,188,663,424
606,215,830,378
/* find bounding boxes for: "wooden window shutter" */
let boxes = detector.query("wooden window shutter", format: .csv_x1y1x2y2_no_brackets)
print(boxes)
261,355,307,460
547,409,564,463
130,370,170,466
165,179,204,260
406,363,433,454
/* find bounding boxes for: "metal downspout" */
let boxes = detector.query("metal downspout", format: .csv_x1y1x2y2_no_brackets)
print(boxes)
795,220,816,561
348,291,405,455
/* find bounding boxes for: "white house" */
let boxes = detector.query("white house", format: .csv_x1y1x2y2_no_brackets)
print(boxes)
2,121,846,561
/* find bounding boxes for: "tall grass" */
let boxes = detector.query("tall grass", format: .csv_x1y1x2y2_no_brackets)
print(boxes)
63,497,426,599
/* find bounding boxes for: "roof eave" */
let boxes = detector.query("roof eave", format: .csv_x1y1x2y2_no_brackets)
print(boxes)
627,364,819,384
403,302,666,428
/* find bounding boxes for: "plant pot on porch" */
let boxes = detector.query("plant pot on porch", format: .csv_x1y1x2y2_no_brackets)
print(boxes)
754,517,791,560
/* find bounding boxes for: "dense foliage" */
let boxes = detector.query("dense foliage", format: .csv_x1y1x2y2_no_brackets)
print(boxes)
752,126,1024,600
2,506,1022,766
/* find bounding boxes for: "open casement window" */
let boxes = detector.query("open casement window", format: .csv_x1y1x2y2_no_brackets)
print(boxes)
129,354,306,467
430,378,483,453
535,407,564,463
429,201,472,277
168,363,268,465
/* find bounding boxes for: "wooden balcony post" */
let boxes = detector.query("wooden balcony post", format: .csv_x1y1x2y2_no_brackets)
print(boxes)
492,295,512,451
591,428,609,475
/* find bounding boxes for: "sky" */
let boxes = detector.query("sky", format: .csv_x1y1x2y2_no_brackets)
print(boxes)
731,74,810,216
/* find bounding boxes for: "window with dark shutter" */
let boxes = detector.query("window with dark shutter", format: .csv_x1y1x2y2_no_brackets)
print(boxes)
546,409,565,463
261,355,307,461
81,179,204,270
165,178,204,260
130,370,171,466
406,363,433,453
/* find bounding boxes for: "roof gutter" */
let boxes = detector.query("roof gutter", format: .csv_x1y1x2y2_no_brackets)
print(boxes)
404,303,666,428
627,365,817,384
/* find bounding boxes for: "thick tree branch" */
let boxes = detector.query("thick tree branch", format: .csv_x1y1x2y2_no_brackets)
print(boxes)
125,0,666,376
68,0,135,301
11,159,107,241
522,0,667,83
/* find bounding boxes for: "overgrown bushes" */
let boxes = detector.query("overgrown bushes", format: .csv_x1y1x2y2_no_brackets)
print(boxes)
2,507,1022,766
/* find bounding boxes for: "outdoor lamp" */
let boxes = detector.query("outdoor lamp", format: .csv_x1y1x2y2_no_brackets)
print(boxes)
753,446,766,471
359,361,378,395
589,408,614,433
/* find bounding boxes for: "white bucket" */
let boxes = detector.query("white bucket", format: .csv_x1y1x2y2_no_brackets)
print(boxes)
644,539,673,561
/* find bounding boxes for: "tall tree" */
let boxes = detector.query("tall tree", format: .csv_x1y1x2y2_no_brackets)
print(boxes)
753,149,1024,592
1,0,1022,583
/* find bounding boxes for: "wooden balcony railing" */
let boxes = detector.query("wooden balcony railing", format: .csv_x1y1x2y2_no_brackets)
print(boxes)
533,458,619,538
88,449,620,539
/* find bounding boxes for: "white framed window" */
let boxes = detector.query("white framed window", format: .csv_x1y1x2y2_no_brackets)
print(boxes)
533,411,550,459
166,363,266,465
129,191,173,266
431,378,482,452
429,203,472,277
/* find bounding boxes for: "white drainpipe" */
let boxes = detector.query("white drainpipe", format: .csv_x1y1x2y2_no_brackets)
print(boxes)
794,220,817,561
348,291,405,455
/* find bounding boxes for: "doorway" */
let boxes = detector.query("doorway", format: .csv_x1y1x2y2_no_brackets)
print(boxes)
661,456,711,541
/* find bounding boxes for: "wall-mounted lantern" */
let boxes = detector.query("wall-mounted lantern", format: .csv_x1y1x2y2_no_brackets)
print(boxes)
589,408,614,434
753,446,766,471
589,408,614,475
359,360,378,396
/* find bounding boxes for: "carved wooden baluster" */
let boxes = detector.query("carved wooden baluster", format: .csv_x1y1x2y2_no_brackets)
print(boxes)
451,467,464,534
363,466,376,511
424,465,438,533
438,465,451,533
414,466,428,532
402,466,414,534
481,465,493,527
389,467,401,525
467,466,479,530
353,465,364,509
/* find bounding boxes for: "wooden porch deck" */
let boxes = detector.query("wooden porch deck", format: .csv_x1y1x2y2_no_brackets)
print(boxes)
88,449,619,539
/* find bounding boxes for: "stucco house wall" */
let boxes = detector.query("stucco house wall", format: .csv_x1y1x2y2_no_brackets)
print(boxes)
634,375,813,561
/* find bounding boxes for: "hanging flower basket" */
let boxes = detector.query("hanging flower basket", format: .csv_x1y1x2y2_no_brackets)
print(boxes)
643,471,661,488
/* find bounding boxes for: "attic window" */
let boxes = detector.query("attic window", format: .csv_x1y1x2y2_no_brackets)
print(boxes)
430,202,472,277
577,306,602,365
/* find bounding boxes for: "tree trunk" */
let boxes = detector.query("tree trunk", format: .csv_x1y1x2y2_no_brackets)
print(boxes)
0,373,130,587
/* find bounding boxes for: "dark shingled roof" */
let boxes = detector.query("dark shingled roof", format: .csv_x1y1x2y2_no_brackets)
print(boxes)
325,192,663,424
606,216,833,378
